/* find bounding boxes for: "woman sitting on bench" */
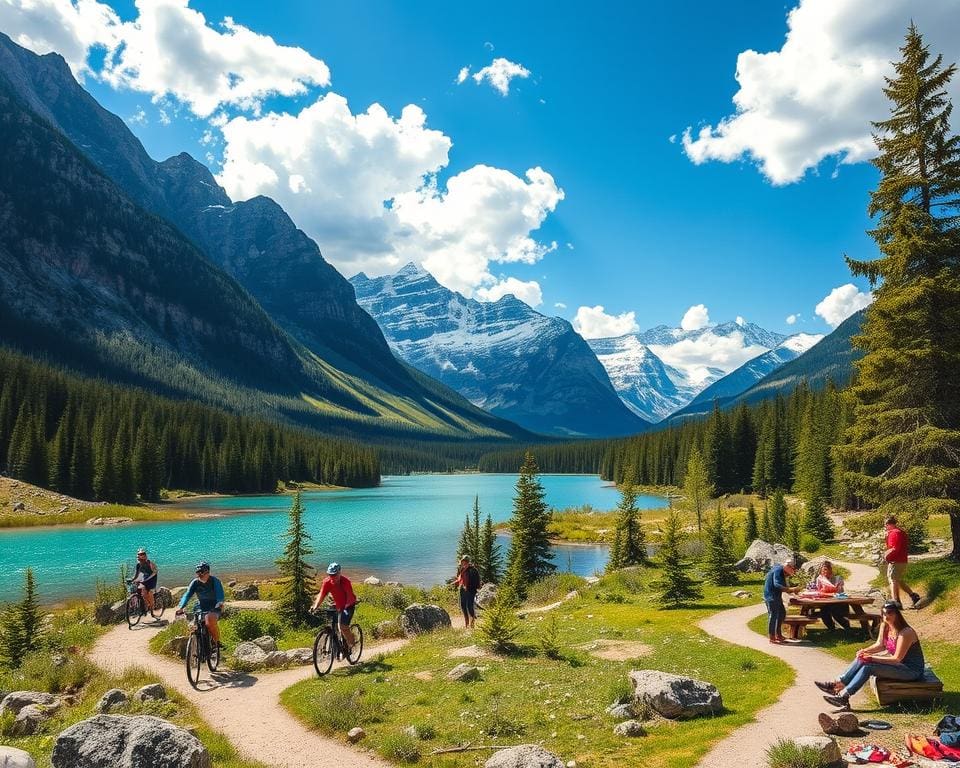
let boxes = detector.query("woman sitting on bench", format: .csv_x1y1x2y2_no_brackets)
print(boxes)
816,601,925,709
815,561,851,631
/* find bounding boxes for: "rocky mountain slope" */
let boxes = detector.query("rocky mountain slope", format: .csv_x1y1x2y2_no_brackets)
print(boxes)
351,265,648,436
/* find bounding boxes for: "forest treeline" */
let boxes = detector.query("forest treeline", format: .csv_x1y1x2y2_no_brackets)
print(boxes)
0,347,380,501
479,381,852,508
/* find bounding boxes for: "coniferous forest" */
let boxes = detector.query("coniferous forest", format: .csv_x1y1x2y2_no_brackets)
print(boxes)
0,347,380,501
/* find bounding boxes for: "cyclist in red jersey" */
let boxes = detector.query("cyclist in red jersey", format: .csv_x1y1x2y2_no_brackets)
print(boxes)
310,563,358,649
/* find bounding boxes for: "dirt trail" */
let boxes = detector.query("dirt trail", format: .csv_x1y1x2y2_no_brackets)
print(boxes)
89,620,406,768
694,559,879,768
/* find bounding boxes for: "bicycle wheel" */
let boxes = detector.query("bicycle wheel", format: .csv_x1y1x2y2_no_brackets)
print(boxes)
347,625,364,665
149,591,165,620
185,633,202,688
312,629,334,676
206,634,220,672
125,594,142,628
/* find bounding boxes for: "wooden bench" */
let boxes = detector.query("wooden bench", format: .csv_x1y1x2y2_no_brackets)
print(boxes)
783,615,817,639
871,666,944,706
853,610,881,635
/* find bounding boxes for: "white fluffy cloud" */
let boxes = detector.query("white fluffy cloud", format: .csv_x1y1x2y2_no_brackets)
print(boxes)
475,278,543,308
815,284,873,327
680,304,711,331
650,331,770,385
218,97,563,295
682,0,960,184
459,57,531,96
3,0,331,117
554,302,567,310
572,306,639,340
786,313,799,325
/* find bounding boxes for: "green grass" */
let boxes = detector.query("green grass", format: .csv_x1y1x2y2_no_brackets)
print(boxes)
0,502,188,529
280,572,793,768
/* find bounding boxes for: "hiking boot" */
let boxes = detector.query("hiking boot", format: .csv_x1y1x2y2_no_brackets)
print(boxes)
911,593,922,608
769,636,784,644
823,693,850,709
815,680,840,694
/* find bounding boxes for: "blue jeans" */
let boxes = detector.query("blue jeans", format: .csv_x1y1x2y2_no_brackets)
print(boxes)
766,599,786,637
839,657,921,696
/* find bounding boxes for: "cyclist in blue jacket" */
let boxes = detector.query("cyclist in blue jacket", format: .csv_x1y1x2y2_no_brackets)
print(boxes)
175,561,226,649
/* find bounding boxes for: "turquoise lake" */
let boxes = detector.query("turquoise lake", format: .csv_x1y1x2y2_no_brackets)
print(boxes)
0,474,668,602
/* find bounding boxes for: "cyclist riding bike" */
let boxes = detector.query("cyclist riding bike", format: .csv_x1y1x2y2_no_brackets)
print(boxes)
310,563,357,650
175,561,226,649
133,548,158,612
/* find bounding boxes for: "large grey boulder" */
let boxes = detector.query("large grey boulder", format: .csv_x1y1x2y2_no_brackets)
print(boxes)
399,604,451,637
94,600,127,625
95,689,128,713
0,691,58,716
628,670,722,720
231,583,259,600
232,642,268,665
283,648,314,665
789,736,841,766
734,540,798,573
476,583,497,609
10,704,57,736
0,746,36,768
251,636,277,652
52,715,210,768
485,745,564,768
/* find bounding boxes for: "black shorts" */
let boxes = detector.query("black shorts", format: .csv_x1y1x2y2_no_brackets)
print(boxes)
339,604,356,624
460,589,477,618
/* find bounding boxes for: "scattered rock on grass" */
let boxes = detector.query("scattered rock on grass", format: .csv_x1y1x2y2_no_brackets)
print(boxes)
1,691,59,716
788,736,840,765
485,745,564,768
628,670,722,720
133,684,166,703
233,642,268,666
399,604,451,637
11,704,56,735
52,715,210,768
0,746,36,768
363,576,382,586
446,663,480,682
231,583,259,600
284,648,314,665
605,702,634,720
96,689,128,713
475,583,497,609
613,719,645,737
347,727,365,743
94,600,127,625
251,636,277,652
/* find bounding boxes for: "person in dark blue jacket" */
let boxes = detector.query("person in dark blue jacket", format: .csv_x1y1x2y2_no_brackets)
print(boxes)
175,561,226,649
764,558,800,644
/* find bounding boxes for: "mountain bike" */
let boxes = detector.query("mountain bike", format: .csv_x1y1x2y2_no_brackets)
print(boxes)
311,607,363,676
125,577,164,627
180,607,220,688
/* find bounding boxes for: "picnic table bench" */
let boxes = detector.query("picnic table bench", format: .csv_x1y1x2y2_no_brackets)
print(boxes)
871,665,943,706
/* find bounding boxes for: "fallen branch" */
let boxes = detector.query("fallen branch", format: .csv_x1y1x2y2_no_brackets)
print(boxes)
429,743,516,755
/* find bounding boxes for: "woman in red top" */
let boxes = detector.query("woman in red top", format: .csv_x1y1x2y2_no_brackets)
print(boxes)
311,563,358,649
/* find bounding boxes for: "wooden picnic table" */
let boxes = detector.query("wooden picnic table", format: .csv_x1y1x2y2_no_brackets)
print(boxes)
785,595,879,639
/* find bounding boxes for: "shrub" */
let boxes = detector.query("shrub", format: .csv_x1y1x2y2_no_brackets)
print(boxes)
801,535,822,553
380,732,421,763
766,738,830,768
843,510,884,536
477,589,522,654
536,614,562,659
306,687,388,733
17,650,94,693
230,611,282,641
525,572,586,607
411,723,436,741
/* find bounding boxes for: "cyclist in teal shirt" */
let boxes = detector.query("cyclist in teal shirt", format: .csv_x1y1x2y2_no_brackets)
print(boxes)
175,561,226,649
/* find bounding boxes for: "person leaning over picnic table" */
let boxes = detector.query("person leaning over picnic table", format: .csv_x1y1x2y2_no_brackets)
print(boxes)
883,515,922,609
765,558,801,644
816,600,925,710
815,560,851,632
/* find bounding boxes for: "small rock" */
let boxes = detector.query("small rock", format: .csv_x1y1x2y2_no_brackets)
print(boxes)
228,580,237,587
11,704,55,736
231,583,259,600
0,691,58,716
12,501,25,512
613,720,645,737
252,636,277,652
732,590,751,598
363,576,382,586
446,663,480,682
485,745,564,768
606,703,634,721
133,684,166,703
385,581,403,587
57,505,68,514
283,648,314,665
789,736,841,766
161,636,189,658
95,689,128,713
565,762,577,768
0,746,36,768
347,727,366,743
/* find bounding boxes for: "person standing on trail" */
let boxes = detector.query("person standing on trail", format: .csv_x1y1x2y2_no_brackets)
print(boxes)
883,516,922,609
454,555,481,629
764,558,801,644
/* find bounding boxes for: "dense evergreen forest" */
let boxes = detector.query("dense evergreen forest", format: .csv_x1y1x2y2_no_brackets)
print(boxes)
479,381,852,507
0,348,380,501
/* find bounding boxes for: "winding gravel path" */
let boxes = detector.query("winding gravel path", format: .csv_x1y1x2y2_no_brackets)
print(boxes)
694,559,879,768
90,619,406,768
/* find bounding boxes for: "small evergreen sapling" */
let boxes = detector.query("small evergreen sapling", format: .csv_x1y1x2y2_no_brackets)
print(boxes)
607,473,647,572
744,502,758,545
703,502,739,586
652,507,703,609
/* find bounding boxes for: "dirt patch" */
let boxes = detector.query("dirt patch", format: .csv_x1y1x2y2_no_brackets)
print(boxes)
577,639,653,661
907,588,960,643
448,644,489,659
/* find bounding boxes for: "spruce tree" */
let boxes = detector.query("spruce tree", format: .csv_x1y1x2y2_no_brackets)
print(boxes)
606,473,647,572
652,507,703,608
479,514,503,583
839,25,960,560
703,502,739,586
503,452,555,601
802,495,834,542
275,490,317,627
683,448,713,533
759,501,772,541
744,502,759,544
786,510,802,553
0,568,41,667
704,404,735,493
457,513,475,562
770,489,788,542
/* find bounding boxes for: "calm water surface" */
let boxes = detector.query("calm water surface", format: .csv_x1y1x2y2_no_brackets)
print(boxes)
0,473,668,602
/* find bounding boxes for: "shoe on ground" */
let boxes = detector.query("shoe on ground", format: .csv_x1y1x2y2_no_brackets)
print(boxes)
911,593,922,608
819,713,841,735
816,680,840,694
823,693,851,709
769,636,784,644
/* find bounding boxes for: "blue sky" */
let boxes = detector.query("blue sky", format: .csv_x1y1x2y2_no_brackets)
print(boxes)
6,0,959,343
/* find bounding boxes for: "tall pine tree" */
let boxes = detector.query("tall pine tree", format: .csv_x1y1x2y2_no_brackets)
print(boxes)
606,472,647,572
503,452,555,601
275,491,317,627
651,507,703,608
683,448,713,532
703,501,739,586
839,25,960,560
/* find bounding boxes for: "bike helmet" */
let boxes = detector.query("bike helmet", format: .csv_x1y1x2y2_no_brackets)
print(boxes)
326,562,341,575
195,561,211,574
137,548,147,555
